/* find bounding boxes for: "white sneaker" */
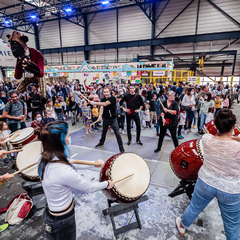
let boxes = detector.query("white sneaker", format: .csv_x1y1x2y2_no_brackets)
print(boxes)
175,217,185,236
189,129,194,133
184,130,188,134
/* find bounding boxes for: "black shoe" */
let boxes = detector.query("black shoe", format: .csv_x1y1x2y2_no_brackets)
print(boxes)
72,122,75,126
4,158,8,163
120,149,125,153
154,148,161,153
136,140,143,146
95,143,103,148
11,156,16,161
127,141,131,146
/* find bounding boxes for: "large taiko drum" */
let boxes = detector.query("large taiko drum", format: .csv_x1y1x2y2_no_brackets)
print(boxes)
10,127,38,149
16,141,42,182
169,139,204,181
100,153,150,203
203,119,240,137
203,119,217,136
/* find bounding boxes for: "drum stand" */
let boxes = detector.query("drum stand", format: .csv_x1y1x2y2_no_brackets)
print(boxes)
22,181,46,211
168,180,196,200
102,195,148,239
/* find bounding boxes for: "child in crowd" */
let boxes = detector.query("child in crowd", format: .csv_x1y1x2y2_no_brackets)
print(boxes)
150,94,157,128
91,104,99,131
178,106,186,140
0,121,15,163
31,112,44,129
60,97,67,120
205,106,214,123
214,94,222,115
44,110,55,125
143,104,150,128
81,100,93,135
116,96,126,134
66,94,70,118
45,99,56,119
223,94,229,108
69,96,77,126
54,99,64,120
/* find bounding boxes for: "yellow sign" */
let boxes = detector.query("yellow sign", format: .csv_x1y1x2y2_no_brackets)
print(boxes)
196,76,200,85
112,72,117,76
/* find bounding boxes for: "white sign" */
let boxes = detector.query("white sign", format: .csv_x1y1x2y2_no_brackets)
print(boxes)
0,38,15,67
153,71,165,76
188,76,197,83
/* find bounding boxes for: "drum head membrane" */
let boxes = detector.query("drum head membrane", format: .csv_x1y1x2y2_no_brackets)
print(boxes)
16,141,42,177
110,153,150,198
10,127,33,143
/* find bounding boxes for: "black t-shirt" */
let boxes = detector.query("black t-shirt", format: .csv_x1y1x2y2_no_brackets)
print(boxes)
101,96,117,119
159,100,179,127
120,93,144,115
29,92,42,110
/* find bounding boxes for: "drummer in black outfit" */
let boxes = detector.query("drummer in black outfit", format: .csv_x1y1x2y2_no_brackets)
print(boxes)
154,90,179,153
88,88,125,153
120,84,144,146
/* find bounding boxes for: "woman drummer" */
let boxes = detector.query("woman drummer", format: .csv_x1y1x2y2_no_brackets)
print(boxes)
176,109,240,240
154,90,179,153
34,121,114,240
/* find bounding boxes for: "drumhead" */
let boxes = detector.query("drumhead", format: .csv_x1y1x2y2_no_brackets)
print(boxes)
196,139,204,162
16,141,42,177
109,153,150,199
10,127,34,143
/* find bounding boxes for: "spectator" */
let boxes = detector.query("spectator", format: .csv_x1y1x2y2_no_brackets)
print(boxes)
2,90,26,133
44,111,55,125
31,112,44,129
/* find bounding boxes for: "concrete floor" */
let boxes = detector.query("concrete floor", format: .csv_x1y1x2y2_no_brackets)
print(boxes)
1,105,239,240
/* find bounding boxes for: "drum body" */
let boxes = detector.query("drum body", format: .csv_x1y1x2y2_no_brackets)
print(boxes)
10,127,38,149
169,139,204,181
100,153,150,203
203,119,217,136
16,141,42,182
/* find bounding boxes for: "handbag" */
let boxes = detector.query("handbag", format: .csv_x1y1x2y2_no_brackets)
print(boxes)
4,193,33,225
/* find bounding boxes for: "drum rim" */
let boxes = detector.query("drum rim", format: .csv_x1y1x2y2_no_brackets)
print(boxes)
10,127,34,144
11,135,38,148
15,141,41,180
196,138,204,163
109,152,150,201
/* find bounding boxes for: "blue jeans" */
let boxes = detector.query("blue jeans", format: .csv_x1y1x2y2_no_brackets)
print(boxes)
117,115,125,130
182,178,240,240
199,113,207,130
56,112,63,120
193,110,197,125
184,109,194,130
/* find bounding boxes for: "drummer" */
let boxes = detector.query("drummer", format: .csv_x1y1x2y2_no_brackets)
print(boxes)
34,121,114,240
176,109,240,240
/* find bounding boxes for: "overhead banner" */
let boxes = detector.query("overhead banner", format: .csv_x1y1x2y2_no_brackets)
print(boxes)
188,76,197,84
82,72,90,78
0,39,15,67
153,71,165,76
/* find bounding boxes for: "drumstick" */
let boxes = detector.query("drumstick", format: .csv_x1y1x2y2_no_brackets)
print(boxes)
0,161,38,186
113,173,134,184
79,92,89,101
69,159,100,167
158,98,165,109
2,130,20,140
5,149,23,154
3,133,20,144
90,119,99,127
13,162,38,175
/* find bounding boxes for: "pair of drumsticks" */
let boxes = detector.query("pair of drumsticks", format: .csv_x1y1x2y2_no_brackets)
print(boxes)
0,157,133,186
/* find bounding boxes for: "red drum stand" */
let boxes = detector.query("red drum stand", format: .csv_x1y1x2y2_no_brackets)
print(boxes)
102,195,148,239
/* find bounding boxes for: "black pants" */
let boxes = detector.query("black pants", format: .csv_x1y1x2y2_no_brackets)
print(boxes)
126,114,141,142
8,122,27,133
178,125,183,136
99,117,124,152
157,126,178,150
43,207,76,240
117,115,125,130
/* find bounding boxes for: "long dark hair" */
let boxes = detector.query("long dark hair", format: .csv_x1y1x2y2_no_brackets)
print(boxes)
34,121,71,180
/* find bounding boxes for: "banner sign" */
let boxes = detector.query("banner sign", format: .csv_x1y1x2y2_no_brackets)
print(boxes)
82,72,90,78
153,71,165,76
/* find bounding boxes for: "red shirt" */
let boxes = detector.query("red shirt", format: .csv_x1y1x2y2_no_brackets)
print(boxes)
31,120,44,129
14,48,44,79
